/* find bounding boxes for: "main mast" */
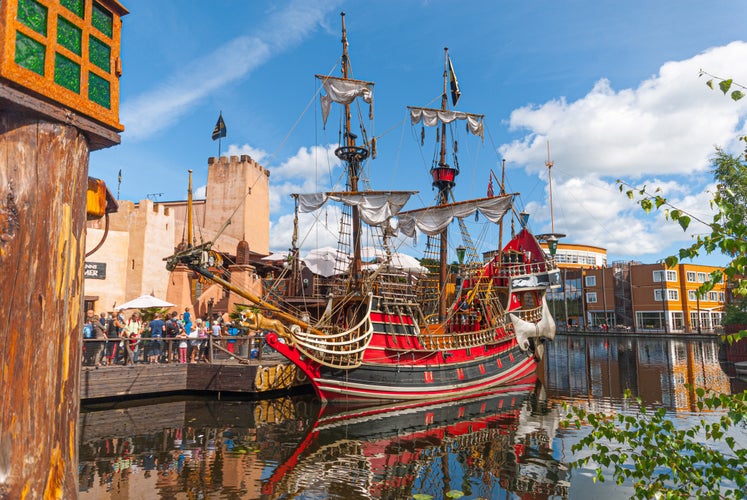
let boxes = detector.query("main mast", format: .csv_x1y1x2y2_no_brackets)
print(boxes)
334,12,368,289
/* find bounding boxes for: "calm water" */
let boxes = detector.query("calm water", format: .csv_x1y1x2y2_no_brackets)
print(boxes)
78,335,747,499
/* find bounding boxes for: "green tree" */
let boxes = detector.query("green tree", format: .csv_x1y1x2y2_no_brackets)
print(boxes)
564,75,747,498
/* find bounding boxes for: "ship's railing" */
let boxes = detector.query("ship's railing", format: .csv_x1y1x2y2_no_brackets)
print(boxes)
512,304,544,323
80,334,280,367
418,322,514,350
492,259,557,280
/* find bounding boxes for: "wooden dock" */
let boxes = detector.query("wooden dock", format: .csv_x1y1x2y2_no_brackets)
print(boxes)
80,357,308,402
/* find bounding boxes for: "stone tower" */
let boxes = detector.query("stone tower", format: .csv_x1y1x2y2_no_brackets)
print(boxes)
203,155,270,255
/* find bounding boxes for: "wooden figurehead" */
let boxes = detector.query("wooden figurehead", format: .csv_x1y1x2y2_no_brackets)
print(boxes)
0,0,127,497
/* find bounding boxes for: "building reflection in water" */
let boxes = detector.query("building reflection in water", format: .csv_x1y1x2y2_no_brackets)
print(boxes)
79,381,569,499
543,335,742,410
79,335,745,499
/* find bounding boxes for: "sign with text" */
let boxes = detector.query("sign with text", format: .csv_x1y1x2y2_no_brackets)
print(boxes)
84,262,106,279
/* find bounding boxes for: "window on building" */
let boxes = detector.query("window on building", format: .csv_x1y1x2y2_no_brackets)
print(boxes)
655,289,678,301
686,271,696,282
719,292,725,302
713,313,724,327
697,272,707,282
708,291,718,301
585,276,596,287
688,290,697,301
653,270,676,282
588,256,596,266
636,311,665,330
586,292,598,303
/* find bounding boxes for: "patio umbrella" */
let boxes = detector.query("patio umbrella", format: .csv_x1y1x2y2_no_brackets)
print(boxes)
115,294,175,310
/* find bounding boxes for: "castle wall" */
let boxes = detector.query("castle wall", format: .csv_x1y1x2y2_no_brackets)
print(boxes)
85,199,175,312
84,228,129,313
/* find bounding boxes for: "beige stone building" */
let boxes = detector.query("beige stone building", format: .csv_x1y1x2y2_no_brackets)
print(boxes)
84,155,270,316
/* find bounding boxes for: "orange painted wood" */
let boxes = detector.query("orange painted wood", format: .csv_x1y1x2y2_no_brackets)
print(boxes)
0,111,89,499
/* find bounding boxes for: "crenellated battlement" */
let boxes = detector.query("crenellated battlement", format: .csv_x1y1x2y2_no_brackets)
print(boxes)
208,155,270,177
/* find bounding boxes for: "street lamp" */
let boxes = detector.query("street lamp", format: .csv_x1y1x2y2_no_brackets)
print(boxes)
519,211,530,228
547,234,559,256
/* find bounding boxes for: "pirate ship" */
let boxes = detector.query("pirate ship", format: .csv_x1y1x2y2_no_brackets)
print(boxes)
167,13,558,403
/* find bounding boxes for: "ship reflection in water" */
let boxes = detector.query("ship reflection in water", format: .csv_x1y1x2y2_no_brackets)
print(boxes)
79,335,745,499
79,379,568,499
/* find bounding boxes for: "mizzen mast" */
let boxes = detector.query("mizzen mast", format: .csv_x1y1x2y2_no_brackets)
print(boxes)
431,47,460,319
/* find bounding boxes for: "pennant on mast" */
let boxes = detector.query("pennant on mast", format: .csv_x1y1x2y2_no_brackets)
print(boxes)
448,56,461,106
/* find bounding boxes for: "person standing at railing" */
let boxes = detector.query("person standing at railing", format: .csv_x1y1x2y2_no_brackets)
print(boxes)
183,307,193,342
164,312,181,362
148,313,166,364
105,312,123,364
122,313,142,365
177,329,189,364
91,313,107,367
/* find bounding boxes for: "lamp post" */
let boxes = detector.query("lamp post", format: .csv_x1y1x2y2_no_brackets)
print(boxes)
456,245,466,265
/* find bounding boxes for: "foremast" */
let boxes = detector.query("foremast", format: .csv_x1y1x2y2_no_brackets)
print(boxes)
333,12,368,290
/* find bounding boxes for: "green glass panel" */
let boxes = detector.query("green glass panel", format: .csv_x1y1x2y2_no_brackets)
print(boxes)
57,16,82,56
88,35,110,72
17,0,48,36
15,31,45,75
91,2,113,38
54,52,80,93
88,72,110,108
60,0,84,18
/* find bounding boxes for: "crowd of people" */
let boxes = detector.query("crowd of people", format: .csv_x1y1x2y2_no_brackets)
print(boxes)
82,307,246,367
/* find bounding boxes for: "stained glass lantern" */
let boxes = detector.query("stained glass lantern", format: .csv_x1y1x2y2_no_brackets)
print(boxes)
0,0,128,139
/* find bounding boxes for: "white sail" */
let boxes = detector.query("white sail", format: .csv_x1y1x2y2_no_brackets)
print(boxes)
317,75,374,125
296,191,414,227
398,195,512,237
408,106,484,138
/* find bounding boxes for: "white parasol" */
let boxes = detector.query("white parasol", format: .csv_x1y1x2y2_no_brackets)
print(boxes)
115,294,175,310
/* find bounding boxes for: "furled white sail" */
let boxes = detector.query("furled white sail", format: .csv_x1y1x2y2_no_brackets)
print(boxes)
408,106,484,139
398,195,512,237
317,75,374,125
295,191,414,227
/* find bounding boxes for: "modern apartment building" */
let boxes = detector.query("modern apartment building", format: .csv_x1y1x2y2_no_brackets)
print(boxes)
542,243,726,333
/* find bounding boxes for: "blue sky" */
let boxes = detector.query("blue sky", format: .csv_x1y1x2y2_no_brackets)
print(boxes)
89,0,747,265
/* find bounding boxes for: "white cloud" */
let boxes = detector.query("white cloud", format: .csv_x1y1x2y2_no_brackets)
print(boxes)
225,143,269,164
121,0,342,141
500,41,747,180
270,206,342,253
498,42,747,262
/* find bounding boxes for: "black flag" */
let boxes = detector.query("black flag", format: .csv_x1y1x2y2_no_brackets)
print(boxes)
212,112,227,141
448,56,461,106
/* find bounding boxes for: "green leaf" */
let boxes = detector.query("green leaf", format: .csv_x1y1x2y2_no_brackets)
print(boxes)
677,215,691,231
445,491,465,499
413,495,433,500
732,90,745,101
706,78,714,90
719,79,733,94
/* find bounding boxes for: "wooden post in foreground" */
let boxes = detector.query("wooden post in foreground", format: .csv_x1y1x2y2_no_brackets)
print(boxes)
0,1,127,497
